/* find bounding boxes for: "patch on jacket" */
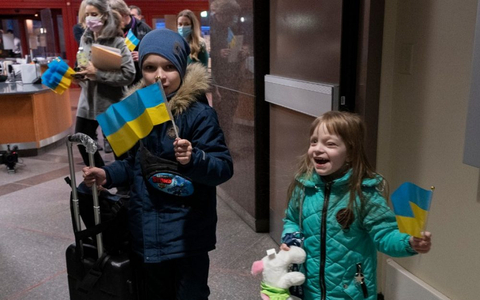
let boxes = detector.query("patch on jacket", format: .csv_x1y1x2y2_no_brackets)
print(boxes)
336,208,355,230
167,124,179,139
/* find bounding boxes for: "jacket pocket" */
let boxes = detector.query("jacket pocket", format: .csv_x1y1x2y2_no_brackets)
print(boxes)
342,262,370,300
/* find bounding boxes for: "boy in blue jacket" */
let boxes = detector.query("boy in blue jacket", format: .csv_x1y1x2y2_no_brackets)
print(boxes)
83,29,233,300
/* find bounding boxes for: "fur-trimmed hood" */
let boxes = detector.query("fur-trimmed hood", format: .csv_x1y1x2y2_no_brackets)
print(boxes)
126,63,210,116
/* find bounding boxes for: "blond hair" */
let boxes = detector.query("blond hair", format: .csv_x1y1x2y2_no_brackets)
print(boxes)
287,111,382,227
78,0,88,27
177,9,205,62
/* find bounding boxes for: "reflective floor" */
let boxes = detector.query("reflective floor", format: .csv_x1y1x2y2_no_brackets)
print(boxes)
0,88,277,300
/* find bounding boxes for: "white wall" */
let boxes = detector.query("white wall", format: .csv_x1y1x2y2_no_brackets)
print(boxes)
377,0,480,299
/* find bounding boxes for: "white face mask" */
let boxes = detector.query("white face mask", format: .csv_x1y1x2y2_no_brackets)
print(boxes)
86,16,104,32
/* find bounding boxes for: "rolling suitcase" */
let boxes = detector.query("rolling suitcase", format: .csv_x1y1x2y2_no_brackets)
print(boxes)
65,133,137,300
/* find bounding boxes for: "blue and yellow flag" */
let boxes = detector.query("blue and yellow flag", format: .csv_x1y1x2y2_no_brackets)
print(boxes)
41,57,75,94
97,83,172,156
125,29,140,51
227,27,236,48
391,182,433,238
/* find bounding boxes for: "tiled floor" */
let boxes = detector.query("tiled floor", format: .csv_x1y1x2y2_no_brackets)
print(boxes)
0,88,278,300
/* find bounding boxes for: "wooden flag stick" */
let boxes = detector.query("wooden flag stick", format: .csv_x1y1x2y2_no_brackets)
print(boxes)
158,82,179,139
421,186,435,235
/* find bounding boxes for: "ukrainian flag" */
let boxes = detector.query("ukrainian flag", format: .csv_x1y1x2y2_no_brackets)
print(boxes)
391,182,433,238
125,29,140,52
97,82,172,156
41,57,75,94
227,27,236,48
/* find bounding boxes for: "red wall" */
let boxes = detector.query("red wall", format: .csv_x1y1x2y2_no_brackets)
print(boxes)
0,0,208,65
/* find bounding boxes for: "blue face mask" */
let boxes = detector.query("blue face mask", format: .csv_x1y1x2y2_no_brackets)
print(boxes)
177,26,192,38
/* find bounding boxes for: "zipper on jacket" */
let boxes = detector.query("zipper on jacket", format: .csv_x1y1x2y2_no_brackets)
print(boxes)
355,263,368,298
319,182,331,300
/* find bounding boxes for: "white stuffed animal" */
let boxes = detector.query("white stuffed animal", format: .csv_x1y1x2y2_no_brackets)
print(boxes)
251,246,306,300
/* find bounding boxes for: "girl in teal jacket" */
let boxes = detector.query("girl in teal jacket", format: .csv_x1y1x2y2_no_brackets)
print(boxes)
281,111,432,300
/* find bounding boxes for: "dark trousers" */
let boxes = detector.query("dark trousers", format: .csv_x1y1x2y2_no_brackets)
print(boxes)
74,116,105,167
133,252,210,300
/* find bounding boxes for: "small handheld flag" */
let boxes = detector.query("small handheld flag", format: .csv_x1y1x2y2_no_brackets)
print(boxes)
227,27,236,48
125,29,140,52
97,82,176,156
391,182,434,238
41,57,75,94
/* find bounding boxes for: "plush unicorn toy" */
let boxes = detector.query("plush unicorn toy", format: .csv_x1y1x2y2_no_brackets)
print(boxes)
251,246,306,300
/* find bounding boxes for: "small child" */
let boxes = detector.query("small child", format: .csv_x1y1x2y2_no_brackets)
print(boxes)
281,111,431,300
82,29,233,300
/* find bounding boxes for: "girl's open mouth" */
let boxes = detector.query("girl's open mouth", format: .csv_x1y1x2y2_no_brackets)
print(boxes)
314,158,329,165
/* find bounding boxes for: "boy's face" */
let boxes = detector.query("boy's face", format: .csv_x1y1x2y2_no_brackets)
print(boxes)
142,54,181,95
308,123,348,178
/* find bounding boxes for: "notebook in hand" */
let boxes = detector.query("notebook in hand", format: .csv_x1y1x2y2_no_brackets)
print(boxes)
91,44,122,70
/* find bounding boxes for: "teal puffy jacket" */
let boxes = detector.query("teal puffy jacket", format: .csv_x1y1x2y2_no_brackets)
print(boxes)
282,170,416,300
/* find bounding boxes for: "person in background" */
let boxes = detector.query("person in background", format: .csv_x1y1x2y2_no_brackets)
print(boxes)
6,30,21,57
176,9,209,68
109,0,152,87
82,29,233,300
129,5,144,21
73,0,87,45
73,0,104,150
209,0,245,142
281,111,432,300
107,0,151,167
74,0,135,167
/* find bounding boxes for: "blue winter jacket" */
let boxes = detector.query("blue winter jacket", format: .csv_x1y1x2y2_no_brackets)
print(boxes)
282,170,416,300
102,64,233,263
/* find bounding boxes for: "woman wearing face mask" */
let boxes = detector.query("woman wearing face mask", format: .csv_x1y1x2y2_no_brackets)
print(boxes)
74,0,135,167
176,9,209,68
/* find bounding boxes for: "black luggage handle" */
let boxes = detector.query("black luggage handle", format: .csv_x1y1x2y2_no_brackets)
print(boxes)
66,133,104,258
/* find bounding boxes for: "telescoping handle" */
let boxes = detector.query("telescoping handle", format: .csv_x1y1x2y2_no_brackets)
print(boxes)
66,133,103,258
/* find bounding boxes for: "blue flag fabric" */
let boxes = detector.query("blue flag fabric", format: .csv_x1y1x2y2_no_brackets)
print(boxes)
391,182,433,238
97,83,171,156
125,29,140,51
41,57,75,94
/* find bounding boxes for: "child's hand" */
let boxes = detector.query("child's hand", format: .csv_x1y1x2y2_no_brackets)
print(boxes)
174,138,192,165
409,231,432,254
82,166,107,187
280,243,290,251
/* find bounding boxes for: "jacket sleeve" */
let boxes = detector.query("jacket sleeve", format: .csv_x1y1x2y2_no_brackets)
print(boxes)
101,147,137,187
198,43,209,67
95,38,135,87
363,192,417,257
281,186,302,241
179,107,233,186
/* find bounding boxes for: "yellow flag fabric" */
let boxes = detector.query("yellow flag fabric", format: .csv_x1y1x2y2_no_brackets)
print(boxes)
41,57,75,94
391,182,433,238
97,83,171,156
